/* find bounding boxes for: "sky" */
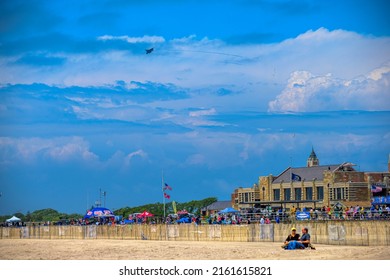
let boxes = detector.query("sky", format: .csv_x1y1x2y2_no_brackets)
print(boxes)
0,0,389,215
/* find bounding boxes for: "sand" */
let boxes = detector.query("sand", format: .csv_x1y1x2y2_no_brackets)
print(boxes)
0,239,389,260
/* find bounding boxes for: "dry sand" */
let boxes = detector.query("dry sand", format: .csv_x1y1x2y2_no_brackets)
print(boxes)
0,239,389,260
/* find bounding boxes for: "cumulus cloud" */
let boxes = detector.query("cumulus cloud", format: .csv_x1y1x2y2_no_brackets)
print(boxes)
124,149,147,166
0,137,98,164
46,138,98,162
97,35,165,44
268,63,390,112
2,28,390,97
1,28,390,114
104,149,148,171
0,136,150,169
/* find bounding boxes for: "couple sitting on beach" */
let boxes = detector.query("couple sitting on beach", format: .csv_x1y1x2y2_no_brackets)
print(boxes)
282,227,316,250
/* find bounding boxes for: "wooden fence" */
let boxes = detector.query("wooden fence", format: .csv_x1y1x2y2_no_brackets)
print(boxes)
1,220,389,246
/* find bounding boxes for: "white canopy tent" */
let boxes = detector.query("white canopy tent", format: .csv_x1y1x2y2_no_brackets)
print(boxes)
6,216,21,223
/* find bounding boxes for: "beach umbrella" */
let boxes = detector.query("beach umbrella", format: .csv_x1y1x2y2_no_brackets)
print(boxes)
84,207,114,219
177,210,188,215
218,207,239,214
137,211,154,218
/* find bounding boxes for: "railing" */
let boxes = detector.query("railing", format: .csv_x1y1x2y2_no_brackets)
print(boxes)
237,210,390,222
1,220,390,246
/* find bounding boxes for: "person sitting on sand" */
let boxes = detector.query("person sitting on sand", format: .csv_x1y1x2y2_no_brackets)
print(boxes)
282,227,300,249
300,227,315,249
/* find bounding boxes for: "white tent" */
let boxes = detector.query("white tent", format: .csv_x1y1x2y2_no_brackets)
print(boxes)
6,216,21,223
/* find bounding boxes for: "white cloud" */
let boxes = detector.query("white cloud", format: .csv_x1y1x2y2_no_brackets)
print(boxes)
189,108,216,117
124,149,147,166
104,149,148,171
1,28,389,113
170,34,197,44
367,65,390,81
0,136,98,164
46,138,98,162
268,63,390,112
291,27,360,42
97,35,165,44
0,136,150,169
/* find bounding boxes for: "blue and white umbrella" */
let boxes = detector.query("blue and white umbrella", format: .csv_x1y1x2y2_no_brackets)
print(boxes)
84,207,114,219
218,207,239,214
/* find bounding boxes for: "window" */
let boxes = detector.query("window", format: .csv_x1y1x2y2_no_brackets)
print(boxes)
336,188,342,200
284,189,291,201
335,188,344,200
244,192,249,202
317,186,324,200
295,188,302,201
306,187,313,200
273,189,280,201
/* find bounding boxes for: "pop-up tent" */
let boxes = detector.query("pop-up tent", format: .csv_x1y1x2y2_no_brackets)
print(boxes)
6,216,21,223
137,211,154,218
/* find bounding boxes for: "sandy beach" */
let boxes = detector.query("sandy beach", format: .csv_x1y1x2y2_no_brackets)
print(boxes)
0,239,389,260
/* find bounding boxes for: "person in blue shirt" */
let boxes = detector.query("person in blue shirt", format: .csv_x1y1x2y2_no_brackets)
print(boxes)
300,227,316,250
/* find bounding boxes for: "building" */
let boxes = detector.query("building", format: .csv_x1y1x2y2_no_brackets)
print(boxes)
307,147,319,167
201,201,232,216
232,149,390,210
231,184,261,209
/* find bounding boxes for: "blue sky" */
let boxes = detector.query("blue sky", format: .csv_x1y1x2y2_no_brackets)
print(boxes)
0,0,389,215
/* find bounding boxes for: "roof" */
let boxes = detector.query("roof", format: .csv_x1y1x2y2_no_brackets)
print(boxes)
272,164,341,184
201,201,231,211
308,147,318,159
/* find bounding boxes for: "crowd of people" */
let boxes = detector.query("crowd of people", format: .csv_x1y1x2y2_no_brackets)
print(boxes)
2,203,390,227
0,221,26,227
239,204,390,223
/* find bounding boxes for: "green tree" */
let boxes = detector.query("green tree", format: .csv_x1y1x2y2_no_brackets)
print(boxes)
113,197,217,217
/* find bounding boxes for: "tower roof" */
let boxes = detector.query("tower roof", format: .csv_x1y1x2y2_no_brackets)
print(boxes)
308,147,317,159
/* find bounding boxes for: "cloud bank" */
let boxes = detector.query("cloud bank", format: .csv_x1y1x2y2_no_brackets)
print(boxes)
268,63,390,112
97,35,165,44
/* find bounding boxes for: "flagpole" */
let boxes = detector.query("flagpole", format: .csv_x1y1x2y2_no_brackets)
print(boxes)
162,169,165,220
290,156,293,202
290,156,292,183
289,133,294,202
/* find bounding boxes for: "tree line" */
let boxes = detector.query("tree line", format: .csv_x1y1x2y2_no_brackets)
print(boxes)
113,197,217,218
0,197,218,223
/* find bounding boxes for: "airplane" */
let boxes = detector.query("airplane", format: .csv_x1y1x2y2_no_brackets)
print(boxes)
145,48,154,54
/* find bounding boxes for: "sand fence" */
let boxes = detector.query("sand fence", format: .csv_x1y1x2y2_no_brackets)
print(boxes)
1,220,389,246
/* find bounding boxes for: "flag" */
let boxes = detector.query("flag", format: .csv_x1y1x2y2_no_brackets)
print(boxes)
172,201,177,214
164,193,171,200
371,185,383,193
163,183,172,191
291,173,302,181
